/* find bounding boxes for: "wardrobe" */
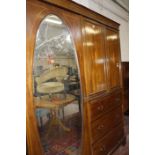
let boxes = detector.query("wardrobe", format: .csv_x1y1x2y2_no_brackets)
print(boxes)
26,0,125,155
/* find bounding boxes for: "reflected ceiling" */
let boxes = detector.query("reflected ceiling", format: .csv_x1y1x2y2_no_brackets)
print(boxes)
112,0,129,12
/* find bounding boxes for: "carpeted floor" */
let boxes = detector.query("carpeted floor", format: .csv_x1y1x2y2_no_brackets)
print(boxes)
112,115,129,155
40,114,82,155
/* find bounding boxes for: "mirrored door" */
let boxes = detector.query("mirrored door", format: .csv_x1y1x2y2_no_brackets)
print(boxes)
33,14,82,155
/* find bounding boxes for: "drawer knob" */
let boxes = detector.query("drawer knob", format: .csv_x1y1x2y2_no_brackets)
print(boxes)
97,124,104,130
97,105,104,111
100,145,106,152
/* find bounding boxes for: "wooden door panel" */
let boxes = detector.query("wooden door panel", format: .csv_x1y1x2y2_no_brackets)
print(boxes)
82,20,107,95
27,1,85,155
83,21,95,94
94,26,107,92
106,29,121,89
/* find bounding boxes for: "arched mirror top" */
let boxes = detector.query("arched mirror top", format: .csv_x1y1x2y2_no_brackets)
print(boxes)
34,14,77,76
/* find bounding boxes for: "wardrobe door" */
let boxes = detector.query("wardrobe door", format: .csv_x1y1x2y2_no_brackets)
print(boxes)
82,20,107,95
33,14,83,155
106,29,121,89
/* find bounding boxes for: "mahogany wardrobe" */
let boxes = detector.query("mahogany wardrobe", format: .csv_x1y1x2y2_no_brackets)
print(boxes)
26,0,125,155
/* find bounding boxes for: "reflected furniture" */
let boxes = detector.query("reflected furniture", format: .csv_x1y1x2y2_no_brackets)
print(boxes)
26,0,125,155
34,93,76,132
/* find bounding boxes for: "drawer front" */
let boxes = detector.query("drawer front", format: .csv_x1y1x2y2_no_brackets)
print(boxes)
92,123,124,155
89,91,121,121
91,106,122,143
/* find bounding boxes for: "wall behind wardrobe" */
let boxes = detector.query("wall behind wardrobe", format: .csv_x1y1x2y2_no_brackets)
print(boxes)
72,0,129,62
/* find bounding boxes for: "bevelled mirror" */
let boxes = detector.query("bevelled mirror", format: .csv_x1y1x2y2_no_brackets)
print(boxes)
33,14,82,155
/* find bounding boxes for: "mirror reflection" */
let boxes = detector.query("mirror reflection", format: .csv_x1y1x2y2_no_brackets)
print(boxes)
33,15,82,155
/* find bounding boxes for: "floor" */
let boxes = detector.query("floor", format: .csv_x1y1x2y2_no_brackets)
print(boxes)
112,115,129,155
40,113,82,155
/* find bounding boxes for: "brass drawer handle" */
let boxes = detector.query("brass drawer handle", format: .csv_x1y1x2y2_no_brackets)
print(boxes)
97,105,104,111
97,124,104,130
100,145,106,152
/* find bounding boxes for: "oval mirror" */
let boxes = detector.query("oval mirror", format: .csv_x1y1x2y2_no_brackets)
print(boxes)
33,14,82,155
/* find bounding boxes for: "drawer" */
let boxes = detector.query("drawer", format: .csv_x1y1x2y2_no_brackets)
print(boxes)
89,91,121,121
92,123,124,155
91,106,122,143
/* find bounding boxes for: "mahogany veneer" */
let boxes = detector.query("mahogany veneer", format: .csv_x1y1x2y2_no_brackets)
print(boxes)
26,0,125,155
